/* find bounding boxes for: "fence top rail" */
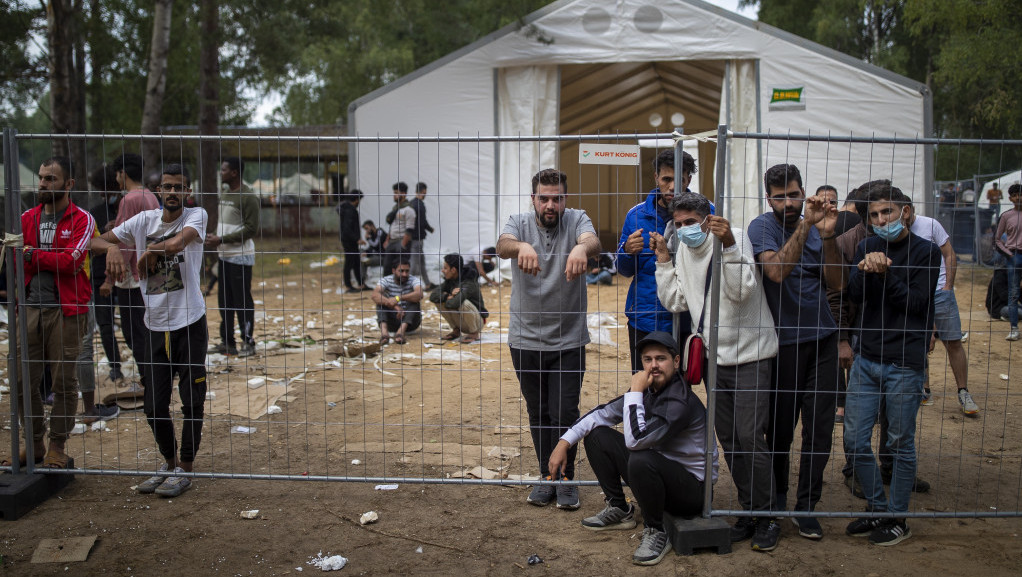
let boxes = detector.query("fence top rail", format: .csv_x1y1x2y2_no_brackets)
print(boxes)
11,132,679,144
729,131,1022,147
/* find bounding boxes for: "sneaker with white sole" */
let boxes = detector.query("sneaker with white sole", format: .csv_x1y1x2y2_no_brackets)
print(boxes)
527,483,555,506
581,502,636,531
846,516,884,537
791,516,823,540
555,483,580,510
751,518,781,552
958,389,980,415
920,390,934,406
869,518,911,546
632,527,671,566
155,467,192,497
1007,328,1020,341
137,463,169,494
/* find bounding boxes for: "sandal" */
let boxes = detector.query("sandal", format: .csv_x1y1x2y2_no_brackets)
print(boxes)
379,335,391,345
1,446,46,468
394,335,407,345
441,331,461,341
459,334,480,344
41,448,70,469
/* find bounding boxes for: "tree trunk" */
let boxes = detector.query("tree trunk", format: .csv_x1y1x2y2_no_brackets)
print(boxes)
46,1,76,154
198,0,220,234
141,0,174,167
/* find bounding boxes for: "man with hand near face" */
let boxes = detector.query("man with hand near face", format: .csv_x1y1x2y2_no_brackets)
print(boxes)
92,164,209,498
548,332,716,566
747,163,843,546
843,183,940,546
3,157,96,470
497,168,601,510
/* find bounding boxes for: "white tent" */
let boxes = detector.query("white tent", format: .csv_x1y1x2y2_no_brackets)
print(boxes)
979,170,1021,210
349,0,931,263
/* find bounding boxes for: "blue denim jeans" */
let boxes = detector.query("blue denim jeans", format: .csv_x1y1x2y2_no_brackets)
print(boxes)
1008,252,1022,328
843,356,924,515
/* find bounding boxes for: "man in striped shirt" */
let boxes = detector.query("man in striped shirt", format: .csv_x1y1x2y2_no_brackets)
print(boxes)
371,256,423,345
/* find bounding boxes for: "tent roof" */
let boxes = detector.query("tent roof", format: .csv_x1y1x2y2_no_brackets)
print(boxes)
349,0,928,120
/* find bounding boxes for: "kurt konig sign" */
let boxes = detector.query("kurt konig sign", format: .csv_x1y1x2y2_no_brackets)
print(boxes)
578,144,641,166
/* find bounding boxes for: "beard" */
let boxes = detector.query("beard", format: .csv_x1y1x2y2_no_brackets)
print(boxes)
535,207,560,228
38,190,66,205
773,205,801,226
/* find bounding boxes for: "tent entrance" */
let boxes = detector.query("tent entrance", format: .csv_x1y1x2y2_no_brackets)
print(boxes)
557,60,725,248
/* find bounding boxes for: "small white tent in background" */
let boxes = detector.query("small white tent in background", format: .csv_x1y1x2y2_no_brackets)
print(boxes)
349,0,930,263
979,170,1022,210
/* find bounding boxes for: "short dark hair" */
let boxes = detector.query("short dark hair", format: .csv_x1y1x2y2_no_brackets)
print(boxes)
363,220,376,228
347,188,364,202
112,153,144,182
865,181,910,208
670,191,712,219
531,168,567,196
223,156,244,176
393,255,411,270
443,253,464,271
482,246,497,257
849,179,892,223
88,163,117,191
162,163,191,187
1009,184,1022,196
653,149,696,176
816,185,838,195
42,156,73,181
764,164,802,195
393,181,408,194
415,182,428,193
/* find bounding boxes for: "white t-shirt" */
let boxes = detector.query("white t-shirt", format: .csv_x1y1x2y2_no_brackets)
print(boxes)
113,207,208,331
910,215,950,289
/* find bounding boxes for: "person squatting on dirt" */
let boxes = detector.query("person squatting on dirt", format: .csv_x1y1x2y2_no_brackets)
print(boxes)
650,191,779,552
372,256,423,345
3,156,96,471
497,168,601,510
547,332,717,566
430,253,486,344
92,164,209,498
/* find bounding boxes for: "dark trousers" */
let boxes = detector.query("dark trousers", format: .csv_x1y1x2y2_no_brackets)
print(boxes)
342,241,363,289
141,316,208,463
769,332,838,512
509,346,585,479
584,427,704,529
93,287,122,374
376,303,422,333
217,261,255,347
117,286,150,373
715,359,774,512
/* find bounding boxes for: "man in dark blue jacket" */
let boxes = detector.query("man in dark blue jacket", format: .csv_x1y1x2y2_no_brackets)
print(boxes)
617,149,695,372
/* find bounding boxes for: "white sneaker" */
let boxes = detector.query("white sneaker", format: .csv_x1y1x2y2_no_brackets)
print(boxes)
958,389,980,416
1007,329,1020,341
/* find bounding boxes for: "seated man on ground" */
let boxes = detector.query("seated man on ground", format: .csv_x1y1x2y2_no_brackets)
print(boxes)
430,253,486,343
371,257,423,345
585,252,615,285
548,332,717,566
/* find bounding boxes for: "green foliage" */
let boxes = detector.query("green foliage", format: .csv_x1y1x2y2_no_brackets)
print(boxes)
0,2,47,122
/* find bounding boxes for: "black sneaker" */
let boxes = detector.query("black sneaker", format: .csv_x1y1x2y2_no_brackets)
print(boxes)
82,404,120,425
555,483,580,510
869,519,911,546
751,518,780,552
527,483,555,506
237,342,256,358
730,516,758,543
209,342,238,356
846,516,884,537
791,517,823,540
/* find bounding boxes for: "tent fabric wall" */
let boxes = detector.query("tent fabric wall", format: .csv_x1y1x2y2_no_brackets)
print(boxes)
720,59,762,229
350,0,930,266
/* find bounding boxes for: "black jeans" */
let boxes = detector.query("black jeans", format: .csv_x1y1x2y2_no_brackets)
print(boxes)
509,346,585,479
769,332,838,512
584,427,704,529
376,303,422,333
217,260,255,347
715,359,774,513
141,316,208,463
342,241,363,289
93,286,122,374
117,286,150,375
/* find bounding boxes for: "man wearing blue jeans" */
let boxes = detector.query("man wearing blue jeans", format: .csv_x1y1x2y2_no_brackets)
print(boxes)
995,184,1022,341
844,183,940,546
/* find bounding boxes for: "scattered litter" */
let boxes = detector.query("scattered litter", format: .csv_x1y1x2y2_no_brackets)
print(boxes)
206,353,227,365
490,289,498,295
287,281,299,287
248,376,266,387
240,510,260,519
961,332,969,343
527,554,543,565
90,421,110,432
587,312,619,347
205,391,216,400
307,552,347,571
374,484,399,491
69,423,87,435
231,426,256,434
1001,374,1009,381
488,446,521,460
276,258,291,265
486,321,500,329
351,459,361,465
415,546,423,554
266,405,283,415
451,466,501,480
310,256,341,268
0,385,8,393
359,511,379,525
30,536,97,563
323,289,331,294
306,320,316,329
327,402,337,408
254,300,264,305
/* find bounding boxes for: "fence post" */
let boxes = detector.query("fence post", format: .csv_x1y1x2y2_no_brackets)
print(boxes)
3,128,30,473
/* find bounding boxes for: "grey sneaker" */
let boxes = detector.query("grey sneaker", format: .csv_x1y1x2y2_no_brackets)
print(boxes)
155,467,192,497
958,389,980,415
527,483,555,506
632,527,671,566
581,502,636,531
237,342,256,358
555,483,580,510
137,463,169,494
1007,328,1020,341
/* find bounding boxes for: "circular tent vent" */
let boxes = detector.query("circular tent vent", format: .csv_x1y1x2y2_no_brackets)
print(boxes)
582,7,612,35
634,5,663,34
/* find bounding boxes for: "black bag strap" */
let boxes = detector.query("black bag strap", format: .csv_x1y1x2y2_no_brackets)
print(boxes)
696,261,713,335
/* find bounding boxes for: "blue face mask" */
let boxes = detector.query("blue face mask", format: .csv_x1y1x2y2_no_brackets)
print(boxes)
677,219,708,248
873,211,905,241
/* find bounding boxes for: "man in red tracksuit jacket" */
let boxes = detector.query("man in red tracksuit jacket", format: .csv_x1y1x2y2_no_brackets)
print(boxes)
4,156,95,470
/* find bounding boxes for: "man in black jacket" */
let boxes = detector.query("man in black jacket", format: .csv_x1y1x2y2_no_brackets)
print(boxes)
338,190,366,291
409,182,436,290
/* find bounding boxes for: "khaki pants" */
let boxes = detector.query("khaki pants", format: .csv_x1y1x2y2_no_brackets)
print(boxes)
440,301,484,335
17,307,88,443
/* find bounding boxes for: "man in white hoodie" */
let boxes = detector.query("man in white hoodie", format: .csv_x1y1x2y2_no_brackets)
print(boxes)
651,191,780,552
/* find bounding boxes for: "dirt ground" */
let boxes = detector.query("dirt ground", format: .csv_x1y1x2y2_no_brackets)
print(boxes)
1,255,1021,576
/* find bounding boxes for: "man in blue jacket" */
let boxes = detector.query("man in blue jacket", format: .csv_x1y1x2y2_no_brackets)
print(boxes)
617,149,696,372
